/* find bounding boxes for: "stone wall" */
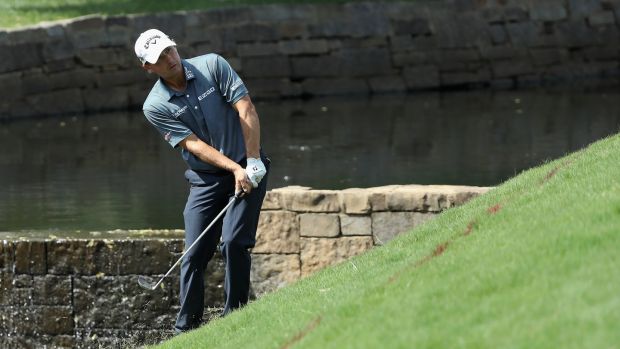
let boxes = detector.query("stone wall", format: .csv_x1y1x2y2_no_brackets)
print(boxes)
1,0,619,119
0,184,489,348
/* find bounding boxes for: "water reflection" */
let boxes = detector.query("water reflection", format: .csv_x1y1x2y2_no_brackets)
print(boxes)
0,89,618,231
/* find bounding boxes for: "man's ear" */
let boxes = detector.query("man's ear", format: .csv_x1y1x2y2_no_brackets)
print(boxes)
140,64,152,74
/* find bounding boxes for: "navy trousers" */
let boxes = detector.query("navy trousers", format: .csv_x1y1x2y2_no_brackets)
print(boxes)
175,157,269,332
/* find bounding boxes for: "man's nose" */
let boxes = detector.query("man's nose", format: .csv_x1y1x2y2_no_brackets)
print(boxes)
163,52,173,63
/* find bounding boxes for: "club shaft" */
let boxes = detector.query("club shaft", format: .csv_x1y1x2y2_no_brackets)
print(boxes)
151,194,239,289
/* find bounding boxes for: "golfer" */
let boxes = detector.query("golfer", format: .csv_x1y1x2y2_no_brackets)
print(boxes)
134,29,269,333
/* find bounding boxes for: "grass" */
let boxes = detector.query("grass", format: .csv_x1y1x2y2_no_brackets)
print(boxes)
0,0,402,29
152,132,620,349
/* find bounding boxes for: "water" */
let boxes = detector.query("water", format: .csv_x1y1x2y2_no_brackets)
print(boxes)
1,89,618,231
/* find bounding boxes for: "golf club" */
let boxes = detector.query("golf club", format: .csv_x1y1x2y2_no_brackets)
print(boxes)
138,190,243,290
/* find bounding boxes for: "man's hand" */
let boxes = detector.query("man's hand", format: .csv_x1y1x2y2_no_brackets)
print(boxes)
233,166,252,195
245,157,267,188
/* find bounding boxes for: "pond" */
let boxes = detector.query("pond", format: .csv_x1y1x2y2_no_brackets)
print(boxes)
1,88,618,232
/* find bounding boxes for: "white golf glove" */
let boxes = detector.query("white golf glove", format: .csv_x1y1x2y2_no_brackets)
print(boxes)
245,157,267,188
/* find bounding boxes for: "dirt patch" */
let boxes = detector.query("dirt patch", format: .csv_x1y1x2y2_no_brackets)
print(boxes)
540,160,574,185
389,218,479,283
463,220,477,236
280,316,322,349
433,242,449,257
487,203,502,214
543,166,561,182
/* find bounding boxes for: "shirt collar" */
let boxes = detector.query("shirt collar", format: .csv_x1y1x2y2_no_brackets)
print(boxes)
159,59,195,100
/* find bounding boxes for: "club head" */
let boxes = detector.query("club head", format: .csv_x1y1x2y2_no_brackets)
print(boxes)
137,275,158,290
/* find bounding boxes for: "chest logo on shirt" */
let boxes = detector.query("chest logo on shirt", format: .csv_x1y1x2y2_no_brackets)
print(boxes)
198,87,216,101
173,105,188,118
184,68,195,80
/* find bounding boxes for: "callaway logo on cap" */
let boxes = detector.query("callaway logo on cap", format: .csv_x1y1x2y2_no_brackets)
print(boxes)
134,29,176,65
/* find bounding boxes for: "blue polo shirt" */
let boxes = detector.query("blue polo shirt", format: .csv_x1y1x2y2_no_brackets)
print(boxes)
143,54,249,173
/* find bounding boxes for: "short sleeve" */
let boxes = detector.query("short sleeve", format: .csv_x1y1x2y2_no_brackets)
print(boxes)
143,107,193,148
213,55,249,104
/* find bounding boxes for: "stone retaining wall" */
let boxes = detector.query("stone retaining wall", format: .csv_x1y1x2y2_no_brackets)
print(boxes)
0,184,489,348
1,0,619,119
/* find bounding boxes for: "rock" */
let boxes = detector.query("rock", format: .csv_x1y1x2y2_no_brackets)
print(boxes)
291,55,343,78
13,275,33,288
340,215,372,236
278,39,330,55
392,17,432,36
300,236,373,276
299,214,340,237
0,43,43,74
488,24,508,45
77,48,131,68
442,68,491,86
232,23,280,42
244,78,302,99
372,211,436,245
529,1,568,21
0,241,14,271
404,65,440,90
492,60,534,78
302,78,369,96
237,42,279,57
83,86,129,112
588,11,616,26
241,56,290,78
39,306,73,335
568,0,603,19
339,189,371,214
0,272,12,305
15,241,46,275
24,88,85,117
432,12,489,48
280,188,341,213
65,16,107,49
529,48,568,66
479,46,528,61
251,254,300,295
368,76,407,93
367,185,401,211
253,211,299,253
33,276,72,305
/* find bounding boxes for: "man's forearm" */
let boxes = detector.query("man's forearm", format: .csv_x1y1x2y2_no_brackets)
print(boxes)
235,96,261,159
180,134,243,172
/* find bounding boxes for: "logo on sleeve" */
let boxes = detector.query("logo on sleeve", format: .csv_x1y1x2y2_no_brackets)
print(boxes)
164,131,172,142
231,80,244,92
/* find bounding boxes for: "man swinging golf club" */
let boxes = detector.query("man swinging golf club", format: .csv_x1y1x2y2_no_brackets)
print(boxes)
134,28,269,333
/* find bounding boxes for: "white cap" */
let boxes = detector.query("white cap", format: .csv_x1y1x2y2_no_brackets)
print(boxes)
134,29,176,65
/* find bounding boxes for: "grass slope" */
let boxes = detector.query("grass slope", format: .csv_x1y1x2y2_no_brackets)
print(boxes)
155,133,620,349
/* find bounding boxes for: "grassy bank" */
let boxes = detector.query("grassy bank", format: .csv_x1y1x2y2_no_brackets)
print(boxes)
0,0,399,29
153,132,620,348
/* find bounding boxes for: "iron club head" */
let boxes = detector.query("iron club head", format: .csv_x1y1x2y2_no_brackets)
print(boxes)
137,275,159,290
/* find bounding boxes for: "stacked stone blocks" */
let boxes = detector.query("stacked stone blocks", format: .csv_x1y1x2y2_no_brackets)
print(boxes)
1,1,619,119
0,235,189,348
251,184,490,291
0,185,489,347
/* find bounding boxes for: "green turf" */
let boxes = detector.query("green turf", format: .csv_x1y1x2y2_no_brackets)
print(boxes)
153,132,620,349
0,0,407,29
